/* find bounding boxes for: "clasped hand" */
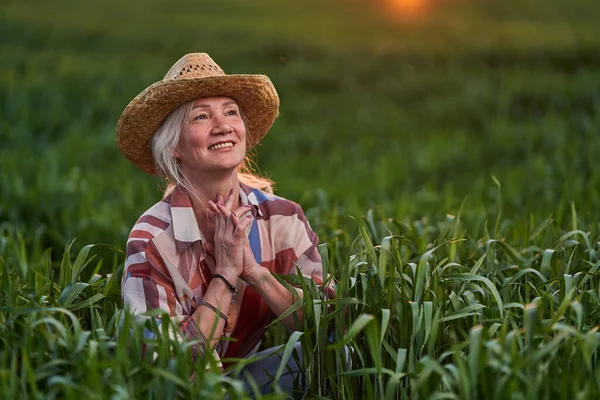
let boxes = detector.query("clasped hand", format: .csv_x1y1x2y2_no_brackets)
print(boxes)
206,189,263,284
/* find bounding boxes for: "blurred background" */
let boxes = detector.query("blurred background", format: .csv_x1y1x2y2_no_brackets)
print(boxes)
2,0,600,261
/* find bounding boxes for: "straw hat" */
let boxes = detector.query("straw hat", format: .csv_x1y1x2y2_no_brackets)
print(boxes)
116,53,279,175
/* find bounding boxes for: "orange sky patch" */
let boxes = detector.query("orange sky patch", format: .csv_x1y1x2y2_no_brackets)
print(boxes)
386,0,429,17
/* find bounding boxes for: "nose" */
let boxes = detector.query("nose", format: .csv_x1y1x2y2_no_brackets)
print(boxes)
210,116,233,136
210,124,232,135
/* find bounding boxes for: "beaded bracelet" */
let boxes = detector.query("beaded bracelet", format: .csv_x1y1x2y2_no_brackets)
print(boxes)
197,301,229,327
212,273,238,302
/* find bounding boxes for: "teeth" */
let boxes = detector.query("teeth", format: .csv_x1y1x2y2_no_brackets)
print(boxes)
209,142,234,150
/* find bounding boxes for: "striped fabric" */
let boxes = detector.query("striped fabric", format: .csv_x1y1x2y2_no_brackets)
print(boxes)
122,183,330,362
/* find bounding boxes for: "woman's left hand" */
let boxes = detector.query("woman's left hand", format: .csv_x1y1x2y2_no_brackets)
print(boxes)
208,190,266,285
238,234,265,286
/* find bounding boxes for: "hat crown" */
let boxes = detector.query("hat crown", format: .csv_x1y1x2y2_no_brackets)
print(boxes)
164,53,225,81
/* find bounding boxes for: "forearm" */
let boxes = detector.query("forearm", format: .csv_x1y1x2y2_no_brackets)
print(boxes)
246,266,304,331
190,271,237,348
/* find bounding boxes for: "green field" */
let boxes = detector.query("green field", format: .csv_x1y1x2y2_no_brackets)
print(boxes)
2,0,600,398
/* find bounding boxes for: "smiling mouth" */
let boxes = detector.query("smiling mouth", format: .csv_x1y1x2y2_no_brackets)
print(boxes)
208,141,234,150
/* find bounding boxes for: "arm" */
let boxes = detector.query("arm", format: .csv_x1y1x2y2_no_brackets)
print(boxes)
241,209,328,331
211,195,333,331
122,248,233,356
244,266,305,331
188,270,237,348
122,207,252,358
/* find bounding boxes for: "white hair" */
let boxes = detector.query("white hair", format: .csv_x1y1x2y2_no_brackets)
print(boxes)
151,100,273,196
152,101,194,193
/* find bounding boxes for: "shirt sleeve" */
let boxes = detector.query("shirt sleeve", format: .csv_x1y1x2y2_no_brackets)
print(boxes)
122,241,212,363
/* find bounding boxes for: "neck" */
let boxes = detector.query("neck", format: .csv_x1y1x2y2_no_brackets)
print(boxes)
180,167,241,211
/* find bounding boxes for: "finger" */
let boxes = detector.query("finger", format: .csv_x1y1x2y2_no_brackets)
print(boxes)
229,205,252,221
230,210,240,226
213,213,220,237
224,214,237,239
232,205,252,215
207,200,221,215
228,205,252,227
216,202,232,217
216,214,226,239
224,188,235,211
234,214,253,235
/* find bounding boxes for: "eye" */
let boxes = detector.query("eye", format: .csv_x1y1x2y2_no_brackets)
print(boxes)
193,113,208,120
226,109,239,116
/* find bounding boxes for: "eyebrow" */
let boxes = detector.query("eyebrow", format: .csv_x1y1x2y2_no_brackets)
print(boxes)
191,100,238,110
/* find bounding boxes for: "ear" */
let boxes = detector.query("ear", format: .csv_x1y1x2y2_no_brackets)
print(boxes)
171,148,182,158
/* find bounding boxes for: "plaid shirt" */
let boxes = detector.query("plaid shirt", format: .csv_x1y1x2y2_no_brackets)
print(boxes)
122,183,328,361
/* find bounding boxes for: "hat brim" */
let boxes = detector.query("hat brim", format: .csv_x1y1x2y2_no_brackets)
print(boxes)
116,74,279,175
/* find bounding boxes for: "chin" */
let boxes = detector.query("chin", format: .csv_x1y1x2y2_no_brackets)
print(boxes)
213,159,244,172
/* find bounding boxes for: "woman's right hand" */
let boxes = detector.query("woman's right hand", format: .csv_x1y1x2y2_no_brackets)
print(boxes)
211,195,253,281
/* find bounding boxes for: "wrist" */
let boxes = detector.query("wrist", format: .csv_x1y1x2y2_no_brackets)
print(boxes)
212,272,239,302
244,264,269,287
213,268,239,284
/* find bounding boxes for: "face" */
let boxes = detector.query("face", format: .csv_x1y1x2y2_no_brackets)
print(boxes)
174,96,247,175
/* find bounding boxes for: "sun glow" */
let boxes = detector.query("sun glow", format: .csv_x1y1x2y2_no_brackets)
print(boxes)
387,0,428,16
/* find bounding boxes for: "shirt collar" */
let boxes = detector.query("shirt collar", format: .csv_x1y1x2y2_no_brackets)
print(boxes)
169,183,262,253
169,186,204,253
239,183,263,217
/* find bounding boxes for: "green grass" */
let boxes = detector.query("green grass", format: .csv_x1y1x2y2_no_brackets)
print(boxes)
2,201,600,398
2,0,600,398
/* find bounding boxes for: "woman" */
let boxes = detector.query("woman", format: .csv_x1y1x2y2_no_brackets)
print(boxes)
116,53,331,394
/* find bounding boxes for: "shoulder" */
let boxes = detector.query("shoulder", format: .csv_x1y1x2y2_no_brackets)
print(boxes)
244,186,316,242
126,197,173,253
245,186,305,219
